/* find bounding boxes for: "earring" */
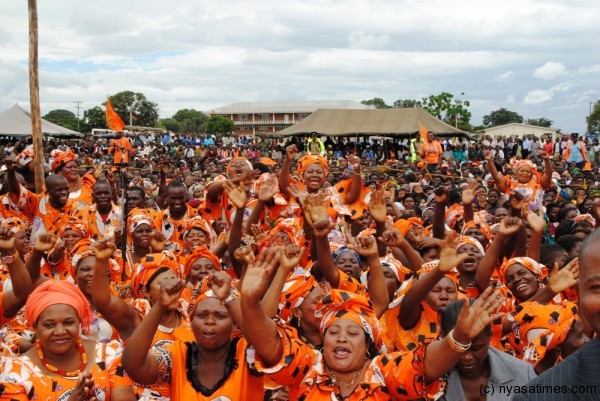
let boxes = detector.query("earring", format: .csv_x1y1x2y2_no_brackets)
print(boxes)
297,317,302,328
366,350,371,360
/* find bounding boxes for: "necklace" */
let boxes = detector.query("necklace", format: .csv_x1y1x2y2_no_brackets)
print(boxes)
36,338,87,377
327,366,361,388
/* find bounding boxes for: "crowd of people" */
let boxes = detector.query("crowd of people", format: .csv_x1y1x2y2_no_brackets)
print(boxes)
0,129,599,400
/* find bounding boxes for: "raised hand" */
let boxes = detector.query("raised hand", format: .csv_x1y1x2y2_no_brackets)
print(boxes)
149,230,168,252
496,217,523,237
234,246,255,266
439,232,468,272
312,218,335,238
523,204,546,233
483,149,493,161
158,277,185,311
453,286,505,344
240,169,261,186
434,187,448,205
249,224,268,242
68,372,99,401
207,271,233,301
509,190,526,211
224,180,247,209
0,227,17,251
279,244,305,272
379,227,405,248
303,192,329,227
34,234,58,253
540,150,550,160
288,183,308,208
347,155,361,173
240,247,280,300
92,237,117,261
368,189,388,223
548,259,579,294
347,235,378,258
285,144,298,161
461,184,476,206
257,174,279,203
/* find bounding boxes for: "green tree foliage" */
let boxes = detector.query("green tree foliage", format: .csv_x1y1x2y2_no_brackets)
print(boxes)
526,117,553,128
587,100,600,133
172,109,209,133
109,91,159,127
158,118,180,133
393,99,423,108
361,98,391,109
206,115,235,136
421,92,472,126
81,106,106,133
482,108,524,127
43,109,79,131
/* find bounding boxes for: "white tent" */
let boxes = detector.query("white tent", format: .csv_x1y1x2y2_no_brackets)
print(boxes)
0,104,83,137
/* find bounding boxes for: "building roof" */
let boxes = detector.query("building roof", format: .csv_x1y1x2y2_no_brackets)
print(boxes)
481,123,558,135
257,107,467,138
211,100,373,114
0,104,83,137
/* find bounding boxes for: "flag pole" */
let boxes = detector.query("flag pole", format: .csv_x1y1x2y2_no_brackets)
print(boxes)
28,0,45,193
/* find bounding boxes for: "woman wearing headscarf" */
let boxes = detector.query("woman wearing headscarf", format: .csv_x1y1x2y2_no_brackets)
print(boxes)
485,149,553,207
241,246,505,400
184,247,221,289
42,217,90,281
122,271,265,400
50,148,103,207
0,280,135,401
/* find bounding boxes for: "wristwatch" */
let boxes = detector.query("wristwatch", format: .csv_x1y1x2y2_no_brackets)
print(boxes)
1,251,18,265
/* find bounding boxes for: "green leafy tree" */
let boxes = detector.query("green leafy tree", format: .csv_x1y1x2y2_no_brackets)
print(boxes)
361,97,391,109
393,99,423,108
159,118,180,133
587,100,600,133
421,92,472,127
526,117,553,128
81,106,106,132
206,115,235,136
43,109,79,131
482,108,524,127
109,91,159,127
172,108,209,133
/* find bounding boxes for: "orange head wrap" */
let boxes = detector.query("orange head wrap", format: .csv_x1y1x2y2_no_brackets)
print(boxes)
69,239,95,278
509,300,579,366
499,257,547,285
296,154,328,178
277,272,319,323
461,216,492,242
380,255,410,283
418,260,459,289
316,289,382,348
132,252,180,298
226,157,253,177
16,145,34,168
127,208,153,237
185,247,221,278
512,159,539,182
25,280,93,334
456,236,485,256
51,149,77,173
187,277,239,318
445,204,464,230
2,217,27,234
267,218,298,246
391,217,424,237
59,217,89,239
183,216,214,243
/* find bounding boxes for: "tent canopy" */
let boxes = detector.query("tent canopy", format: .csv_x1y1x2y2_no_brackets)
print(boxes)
0,104,84,138
257,107,468,138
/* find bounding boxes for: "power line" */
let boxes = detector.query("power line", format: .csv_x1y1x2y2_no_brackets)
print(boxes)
73,100,83,132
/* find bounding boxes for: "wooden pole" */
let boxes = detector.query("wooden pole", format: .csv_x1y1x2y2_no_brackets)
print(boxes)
28,0,45,193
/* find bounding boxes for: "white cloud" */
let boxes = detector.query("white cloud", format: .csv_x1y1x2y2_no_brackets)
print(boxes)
524,90,553,104
533,61,568,80
506,95,516,102
576,64,600,75
347,31,391,49
496,71,514,80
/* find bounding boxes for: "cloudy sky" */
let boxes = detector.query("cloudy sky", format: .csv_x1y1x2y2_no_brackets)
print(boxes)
1,0,599,132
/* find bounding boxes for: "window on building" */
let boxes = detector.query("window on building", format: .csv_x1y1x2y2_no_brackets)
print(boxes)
238,114,248,121
259,114,269,121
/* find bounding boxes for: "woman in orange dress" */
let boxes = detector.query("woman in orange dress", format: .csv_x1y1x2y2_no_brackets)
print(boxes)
0,280,135,401
122,272,265,400
51,148,101,208
240,246,505,401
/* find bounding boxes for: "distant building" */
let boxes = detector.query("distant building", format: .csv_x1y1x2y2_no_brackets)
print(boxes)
210,100,373,136
480,123,559,140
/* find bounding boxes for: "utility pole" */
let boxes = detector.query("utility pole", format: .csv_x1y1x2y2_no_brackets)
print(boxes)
73,100,82,132
28,0,45,193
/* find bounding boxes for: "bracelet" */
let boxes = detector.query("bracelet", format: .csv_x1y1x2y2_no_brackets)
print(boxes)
222,288,241,305
447,329,472,353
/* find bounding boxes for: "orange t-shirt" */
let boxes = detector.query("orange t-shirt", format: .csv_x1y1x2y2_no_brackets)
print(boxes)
109,137,133,164
420,141,443,164
150,337,264,401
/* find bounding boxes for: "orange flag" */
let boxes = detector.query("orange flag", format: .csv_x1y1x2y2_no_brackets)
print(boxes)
419,123,428,142
105,99,125,132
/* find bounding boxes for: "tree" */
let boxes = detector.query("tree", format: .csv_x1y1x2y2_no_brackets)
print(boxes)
482,108,524,127
587,100,600,134
526,117,553,128
172,108,209,133
81,106,106,133
206,115,235,136
158,118,180,133
421,92,472,126
361,98,391,109
43,109,79,131
109,91,159,127
393,99,423,108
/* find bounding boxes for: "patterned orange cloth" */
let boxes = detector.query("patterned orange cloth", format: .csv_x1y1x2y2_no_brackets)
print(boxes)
296,154,328,177
249,323,440,400
392,217,424,236
51,149,77,172
184,247,221,278
445,204,464,230
499,256,547,284
132,252,181,298
73,203,122,240
58,216,89,238
456,235,485,256
153,204,200,249
277,272,319,323
1,216,27,234
182,216,214,242
0,341,132,400
507,300,579,366
226,156,253,176
267,218,298,245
